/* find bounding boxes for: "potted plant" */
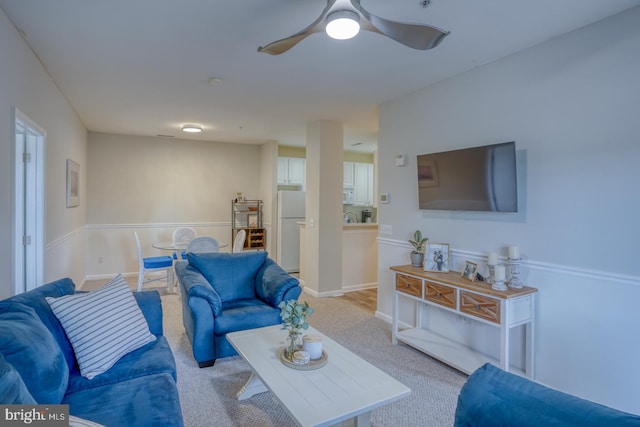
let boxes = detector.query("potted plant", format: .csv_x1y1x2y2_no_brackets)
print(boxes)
409,230,428,267
278,299,314,359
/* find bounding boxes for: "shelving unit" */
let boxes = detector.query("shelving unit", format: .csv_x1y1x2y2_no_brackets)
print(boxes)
390,265,537,378
231,199,266,250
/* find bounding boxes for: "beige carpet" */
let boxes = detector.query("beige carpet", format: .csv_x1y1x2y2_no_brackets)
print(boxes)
82,278,467,426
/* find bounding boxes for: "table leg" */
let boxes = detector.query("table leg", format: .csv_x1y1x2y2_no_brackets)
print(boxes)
237,371,269,401
353,411,371,426
331,411,372,427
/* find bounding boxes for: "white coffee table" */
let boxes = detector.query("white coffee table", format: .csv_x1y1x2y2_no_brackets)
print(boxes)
227,325,411,427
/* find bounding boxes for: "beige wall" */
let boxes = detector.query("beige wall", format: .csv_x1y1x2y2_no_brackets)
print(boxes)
0,9,88,297
278,145,306,158
88,132,262,223
344,151,374,163
85,132,265,277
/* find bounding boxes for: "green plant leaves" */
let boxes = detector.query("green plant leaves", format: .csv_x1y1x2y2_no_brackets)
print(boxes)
409,230,428,253
278,300,314,331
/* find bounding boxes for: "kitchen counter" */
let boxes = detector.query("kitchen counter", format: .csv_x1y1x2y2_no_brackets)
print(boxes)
343,223,378,230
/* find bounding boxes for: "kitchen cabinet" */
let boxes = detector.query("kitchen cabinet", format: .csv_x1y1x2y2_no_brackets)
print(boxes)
343,162,374,205
343,162,355,188
353,163,374,206
278,157,305,187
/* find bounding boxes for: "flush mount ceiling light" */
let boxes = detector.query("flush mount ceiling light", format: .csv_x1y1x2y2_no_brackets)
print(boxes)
181,124,203,133
325,10,360,40
258,0,449,55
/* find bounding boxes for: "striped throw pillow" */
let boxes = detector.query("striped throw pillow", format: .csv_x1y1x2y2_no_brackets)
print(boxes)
46,275,156,379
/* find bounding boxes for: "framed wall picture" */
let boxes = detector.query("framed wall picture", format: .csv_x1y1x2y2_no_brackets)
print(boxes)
462,261,478,282
66,159,80,208
247,213,258,228
424,243,450,272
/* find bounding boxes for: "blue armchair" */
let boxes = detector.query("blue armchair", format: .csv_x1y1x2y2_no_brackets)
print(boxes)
175,251,301,367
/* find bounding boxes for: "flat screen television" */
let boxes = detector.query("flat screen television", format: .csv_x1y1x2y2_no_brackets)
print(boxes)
417,141,517,212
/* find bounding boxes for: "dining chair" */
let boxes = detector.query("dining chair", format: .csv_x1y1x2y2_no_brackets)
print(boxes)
232,229,246,253
172,227,197,260
134,232,174,292
186,236,220,254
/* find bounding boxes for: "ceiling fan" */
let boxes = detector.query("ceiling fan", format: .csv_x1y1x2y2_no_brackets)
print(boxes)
258,0,449,55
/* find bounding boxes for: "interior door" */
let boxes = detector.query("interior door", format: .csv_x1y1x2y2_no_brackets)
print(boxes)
14,110,45,295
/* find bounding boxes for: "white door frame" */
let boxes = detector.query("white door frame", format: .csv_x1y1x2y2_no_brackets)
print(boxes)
13,108,45,295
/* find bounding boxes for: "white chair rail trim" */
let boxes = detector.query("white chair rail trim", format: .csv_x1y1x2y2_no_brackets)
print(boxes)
85,222,231,230
377,237,640,288
46,227,84,251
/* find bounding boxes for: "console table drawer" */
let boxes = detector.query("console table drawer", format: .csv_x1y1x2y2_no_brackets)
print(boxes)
396,274,422,298
460,291,500,324
424,281,457,309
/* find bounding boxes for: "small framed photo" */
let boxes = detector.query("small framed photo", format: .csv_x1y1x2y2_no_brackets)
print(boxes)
424,243,450,272
235,192,245,203
462,261,478,282
247,213,258,228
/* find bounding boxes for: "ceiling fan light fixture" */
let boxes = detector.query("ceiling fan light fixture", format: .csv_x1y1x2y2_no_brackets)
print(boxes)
181,124,203,133
325,10,360,40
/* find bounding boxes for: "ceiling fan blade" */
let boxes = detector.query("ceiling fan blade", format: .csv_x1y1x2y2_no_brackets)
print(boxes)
258,0,337,55
258,25,324,55
352,0,449,50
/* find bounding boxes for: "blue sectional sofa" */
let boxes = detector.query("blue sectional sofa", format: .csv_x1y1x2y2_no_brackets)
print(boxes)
0,278,183,427
175,251,301,367
455,363,640,427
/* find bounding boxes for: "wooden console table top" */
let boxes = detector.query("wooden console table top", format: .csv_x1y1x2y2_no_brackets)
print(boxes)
390,264,537,299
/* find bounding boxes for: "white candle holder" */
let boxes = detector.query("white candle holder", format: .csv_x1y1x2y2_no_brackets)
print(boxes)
491,278,507,291
507,258,524,289
492,264,507,291
486,264,496,284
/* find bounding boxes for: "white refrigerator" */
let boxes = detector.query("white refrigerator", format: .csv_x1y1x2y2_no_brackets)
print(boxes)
276,190,305,273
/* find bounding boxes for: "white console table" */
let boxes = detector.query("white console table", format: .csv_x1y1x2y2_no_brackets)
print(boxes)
391,265,537,378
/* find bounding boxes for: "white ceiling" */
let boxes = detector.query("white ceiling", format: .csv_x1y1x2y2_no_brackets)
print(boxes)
1,0,638,153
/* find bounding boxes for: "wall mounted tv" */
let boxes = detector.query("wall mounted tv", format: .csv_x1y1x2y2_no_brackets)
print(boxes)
417,141,517,212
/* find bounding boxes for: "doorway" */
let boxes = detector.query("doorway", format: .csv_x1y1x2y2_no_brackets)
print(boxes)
13,109,45,295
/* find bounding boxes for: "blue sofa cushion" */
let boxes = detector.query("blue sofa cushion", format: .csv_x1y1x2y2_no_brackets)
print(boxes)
454,363,640,427
215,299,282,336
0,353,37,404
188,252,268,302
46,275,156,380
63,372,183,427
67,336,177,393
255,257,300,306
0,278,77,371
0,304,69,403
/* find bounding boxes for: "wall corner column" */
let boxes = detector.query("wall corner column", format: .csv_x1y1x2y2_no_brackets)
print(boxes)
303,121,343,296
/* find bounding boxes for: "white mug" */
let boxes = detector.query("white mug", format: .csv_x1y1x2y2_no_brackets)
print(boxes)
302,334,323,360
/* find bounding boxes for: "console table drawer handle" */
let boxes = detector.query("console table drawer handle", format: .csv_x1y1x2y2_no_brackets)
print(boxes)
436,292,441,297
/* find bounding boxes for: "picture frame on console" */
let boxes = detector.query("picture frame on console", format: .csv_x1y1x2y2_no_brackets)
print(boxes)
462,261,478,282
424,243,449,272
